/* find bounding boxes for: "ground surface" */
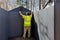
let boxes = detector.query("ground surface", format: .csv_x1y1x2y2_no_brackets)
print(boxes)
9,37,35,40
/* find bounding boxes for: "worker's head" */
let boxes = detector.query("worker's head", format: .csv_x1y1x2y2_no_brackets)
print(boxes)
26,12,31,15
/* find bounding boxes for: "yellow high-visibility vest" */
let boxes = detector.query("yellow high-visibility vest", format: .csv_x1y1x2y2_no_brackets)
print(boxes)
22,15,32,27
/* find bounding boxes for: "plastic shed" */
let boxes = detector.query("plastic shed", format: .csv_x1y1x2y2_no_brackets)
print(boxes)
8,6,39,40
0,8,8,40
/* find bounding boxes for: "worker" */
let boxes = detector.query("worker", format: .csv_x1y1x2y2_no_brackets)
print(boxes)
19,11,32,38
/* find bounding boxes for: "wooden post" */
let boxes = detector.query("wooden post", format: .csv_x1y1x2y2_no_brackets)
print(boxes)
41,0,45,9
39,0,41,10
26,0,29,9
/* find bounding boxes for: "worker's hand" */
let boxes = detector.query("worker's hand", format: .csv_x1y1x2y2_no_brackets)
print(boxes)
31,11,32,14
19,11,22,16
26,12,29,14
19,11,21,14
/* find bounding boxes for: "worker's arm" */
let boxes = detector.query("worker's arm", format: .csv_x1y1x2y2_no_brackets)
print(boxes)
19,11,25,18
19,11,24,16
